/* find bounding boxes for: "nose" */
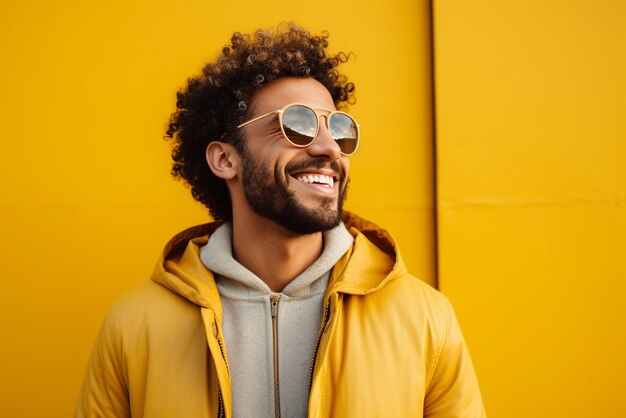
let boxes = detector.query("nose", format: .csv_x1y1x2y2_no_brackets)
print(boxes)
307,114,342,161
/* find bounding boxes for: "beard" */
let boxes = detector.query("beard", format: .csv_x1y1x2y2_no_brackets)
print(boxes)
239,145,348,235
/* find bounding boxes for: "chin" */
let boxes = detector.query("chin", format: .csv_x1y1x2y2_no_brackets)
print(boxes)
277,202,343,235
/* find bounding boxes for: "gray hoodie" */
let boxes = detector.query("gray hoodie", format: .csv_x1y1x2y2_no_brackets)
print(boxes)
199,222,354,418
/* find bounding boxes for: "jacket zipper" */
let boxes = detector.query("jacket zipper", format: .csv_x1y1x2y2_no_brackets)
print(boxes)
216,329,228,418
217,381,225,418
308,298,332,393
271,295,281,418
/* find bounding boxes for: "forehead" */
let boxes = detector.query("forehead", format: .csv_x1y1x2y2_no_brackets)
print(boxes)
249,77,336,115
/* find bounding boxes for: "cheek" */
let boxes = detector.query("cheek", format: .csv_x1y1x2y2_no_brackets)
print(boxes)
340,158,350,178
274,154,295,182
248,141,287,169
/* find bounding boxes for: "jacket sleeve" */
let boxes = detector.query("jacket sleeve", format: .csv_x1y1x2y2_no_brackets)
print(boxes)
424,297,487,418
75,309,130,418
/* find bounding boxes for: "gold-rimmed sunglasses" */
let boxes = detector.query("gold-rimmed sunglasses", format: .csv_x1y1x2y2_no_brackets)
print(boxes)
234,103,360,156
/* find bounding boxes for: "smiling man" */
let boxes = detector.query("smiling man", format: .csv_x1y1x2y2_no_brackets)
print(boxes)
76,24,486,418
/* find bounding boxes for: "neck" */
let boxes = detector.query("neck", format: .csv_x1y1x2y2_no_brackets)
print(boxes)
231,212,323,292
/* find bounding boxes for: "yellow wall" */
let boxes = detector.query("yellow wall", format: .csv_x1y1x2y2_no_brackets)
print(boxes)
5,1,624,416
434,1,626,416
0,1,433,417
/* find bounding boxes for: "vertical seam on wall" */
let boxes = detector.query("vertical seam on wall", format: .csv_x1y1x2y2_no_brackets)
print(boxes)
429,0,440,290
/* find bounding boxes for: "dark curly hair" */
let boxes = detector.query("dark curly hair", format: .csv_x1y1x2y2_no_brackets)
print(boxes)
165,23,355,221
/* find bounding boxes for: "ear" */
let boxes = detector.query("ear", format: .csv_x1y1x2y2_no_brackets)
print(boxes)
206,141,240,180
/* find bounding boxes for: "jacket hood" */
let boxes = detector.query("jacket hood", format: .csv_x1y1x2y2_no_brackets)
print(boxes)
151,212,407,313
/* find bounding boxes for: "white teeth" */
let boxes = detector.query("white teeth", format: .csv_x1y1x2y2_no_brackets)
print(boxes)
295,174,336,188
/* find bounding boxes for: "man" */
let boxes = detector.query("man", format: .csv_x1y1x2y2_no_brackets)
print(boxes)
76,24,486,418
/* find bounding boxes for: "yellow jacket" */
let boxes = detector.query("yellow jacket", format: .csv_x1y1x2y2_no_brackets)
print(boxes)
76,212,486,418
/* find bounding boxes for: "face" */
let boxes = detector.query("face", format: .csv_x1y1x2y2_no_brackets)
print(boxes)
237,77,351,235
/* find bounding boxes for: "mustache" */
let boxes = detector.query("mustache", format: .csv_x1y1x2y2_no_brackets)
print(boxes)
286,159,345,182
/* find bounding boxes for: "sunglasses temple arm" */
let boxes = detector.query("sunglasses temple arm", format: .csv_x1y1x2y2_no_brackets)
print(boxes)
236,110,281,129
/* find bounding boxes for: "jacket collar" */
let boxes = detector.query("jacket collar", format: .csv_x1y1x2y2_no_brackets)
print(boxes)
327,212,406,296
151,212,406,319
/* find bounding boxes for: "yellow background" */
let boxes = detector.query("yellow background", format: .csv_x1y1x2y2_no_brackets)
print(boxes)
1,0,625,417
434,0,626,416
0,0,433,417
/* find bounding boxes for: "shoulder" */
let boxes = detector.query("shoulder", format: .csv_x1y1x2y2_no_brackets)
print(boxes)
109,280,188,316
338,270,454,346
375,272,453,319
106,281,202,342
350,272,456,355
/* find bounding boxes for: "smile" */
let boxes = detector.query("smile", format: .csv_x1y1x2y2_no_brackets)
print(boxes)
295,174,335,188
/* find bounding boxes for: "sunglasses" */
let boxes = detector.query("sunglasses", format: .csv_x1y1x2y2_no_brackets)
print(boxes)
236,103,360,156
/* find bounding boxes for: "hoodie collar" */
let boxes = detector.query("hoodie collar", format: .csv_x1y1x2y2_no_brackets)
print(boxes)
150,212,406,316
199,222,354,299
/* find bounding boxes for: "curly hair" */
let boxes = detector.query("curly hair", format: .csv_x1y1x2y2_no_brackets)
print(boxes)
165,23,355,221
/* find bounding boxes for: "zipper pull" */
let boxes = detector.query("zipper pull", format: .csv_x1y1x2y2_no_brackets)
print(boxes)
271,295,280,319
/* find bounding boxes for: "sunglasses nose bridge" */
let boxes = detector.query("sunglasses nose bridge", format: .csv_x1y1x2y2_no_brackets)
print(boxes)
315,111,331,131
314,112,334,139
306,112,343,160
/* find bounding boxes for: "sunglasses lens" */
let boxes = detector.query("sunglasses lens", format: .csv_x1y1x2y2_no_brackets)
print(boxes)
282,105,318,146
329,113,359,155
